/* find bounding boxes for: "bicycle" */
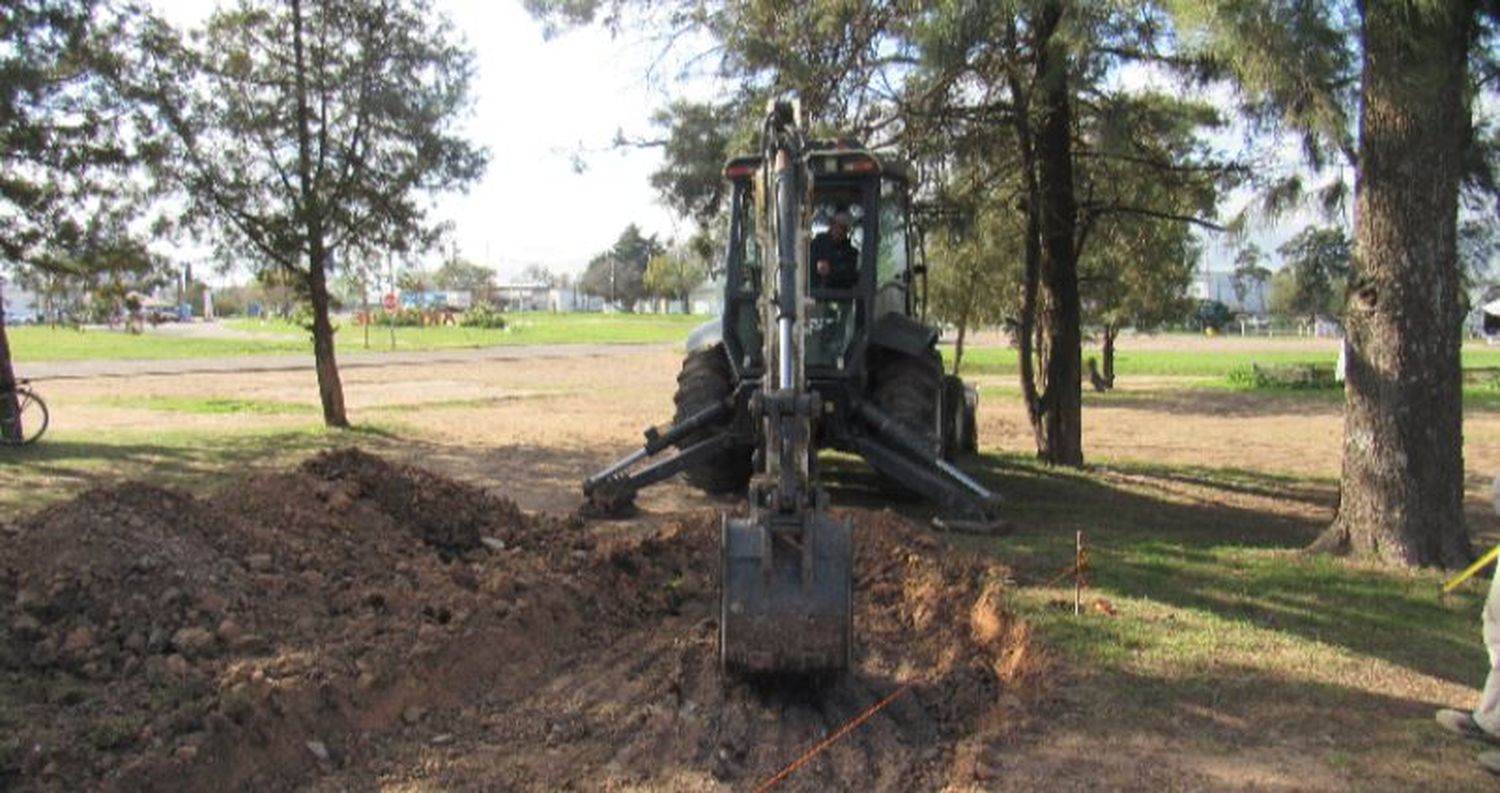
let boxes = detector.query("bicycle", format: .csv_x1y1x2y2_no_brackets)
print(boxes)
1,379,48,446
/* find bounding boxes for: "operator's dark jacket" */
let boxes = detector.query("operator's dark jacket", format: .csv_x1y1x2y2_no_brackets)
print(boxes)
810,232,859,289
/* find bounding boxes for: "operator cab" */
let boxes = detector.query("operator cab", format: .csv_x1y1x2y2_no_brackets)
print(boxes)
721,147,917,379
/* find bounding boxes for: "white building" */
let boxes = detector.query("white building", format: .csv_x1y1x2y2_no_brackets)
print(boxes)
547,288,603,312
1190,269,1269,316
494,282,551,311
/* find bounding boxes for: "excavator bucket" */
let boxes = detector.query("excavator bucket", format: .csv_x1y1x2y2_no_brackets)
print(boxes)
720,510,853,676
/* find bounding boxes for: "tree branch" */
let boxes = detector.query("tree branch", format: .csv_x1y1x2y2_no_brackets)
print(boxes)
1080,201,1225,231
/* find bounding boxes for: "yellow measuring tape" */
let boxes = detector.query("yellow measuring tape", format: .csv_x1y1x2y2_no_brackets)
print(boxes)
1443,544,1500,594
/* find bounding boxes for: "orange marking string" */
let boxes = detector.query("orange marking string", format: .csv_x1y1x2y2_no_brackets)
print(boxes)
753,682,914,793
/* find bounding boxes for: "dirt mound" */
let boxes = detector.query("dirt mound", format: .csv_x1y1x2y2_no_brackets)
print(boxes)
0,448,1044,792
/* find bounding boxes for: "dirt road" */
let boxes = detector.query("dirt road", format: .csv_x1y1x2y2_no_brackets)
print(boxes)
30,336,1500,520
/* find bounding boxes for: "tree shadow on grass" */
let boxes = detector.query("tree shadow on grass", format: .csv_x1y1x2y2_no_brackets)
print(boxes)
826,452,1486,690
0,425,403,519
1083,387,1344,419
1001,660,1487,791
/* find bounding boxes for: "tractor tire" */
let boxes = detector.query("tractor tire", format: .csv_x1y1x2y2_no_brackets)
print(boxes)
673,346,753,495
959,384,979,455
871,355,942,495
940,375,964,460
941,375,979,458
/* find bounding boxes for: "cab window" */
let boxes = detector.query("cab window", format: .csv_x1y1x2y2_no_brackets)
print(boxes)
876,179,908,287
735,185,761,294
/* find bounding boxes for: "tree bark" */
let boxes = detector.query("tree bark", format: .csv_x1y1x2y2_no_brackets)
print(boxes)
0,315,20,443
307,236,349,427
1006,58,1047,457
1033,1,1083,467
1312,2,1473,567
953,305,969,376
952,263,978,376
1102,324,1116,387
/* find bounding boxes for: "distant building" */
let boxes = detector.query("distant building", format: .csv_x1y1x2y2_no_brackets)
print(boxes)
548,288,603,312
1190,269,1268,316
492,283,550,311
399,290,473,311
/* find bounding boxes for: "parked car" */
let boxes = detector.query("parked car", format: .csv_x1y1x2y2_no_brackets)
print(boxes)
145,307,182,325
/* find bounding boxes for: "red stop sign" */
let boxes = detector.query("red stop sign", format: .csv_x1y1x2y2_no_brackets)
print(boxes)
382,292,397,311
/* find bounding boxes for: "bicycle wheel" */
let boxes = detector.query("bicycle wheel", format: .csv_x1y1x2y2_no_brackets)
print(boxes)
0,387,48,446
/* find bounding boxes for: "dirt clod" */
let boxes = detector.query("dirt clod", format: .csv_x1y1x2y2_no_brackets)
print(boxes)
0,448,1042,792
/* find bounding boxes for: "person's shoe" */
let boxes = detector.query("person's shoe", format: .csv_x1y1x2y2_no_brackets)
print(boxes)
1437,708,1500,745
1479,750,1500,775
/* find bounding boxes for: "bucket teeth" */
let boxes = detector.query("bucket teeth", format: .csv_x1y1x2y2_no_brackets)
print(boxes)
720,511,853,676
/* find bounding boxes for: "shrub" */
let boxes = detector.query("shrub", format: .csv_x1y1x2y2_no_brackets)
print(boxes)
460,304,507,329
388,307,426,327
1226,363,1338,390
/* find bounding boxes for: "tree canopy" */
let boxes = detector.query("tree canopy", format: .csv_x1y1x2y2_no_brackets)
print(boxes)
1269,225,1350,321
1,0,145,269
578,224,663,309
127,0,488,426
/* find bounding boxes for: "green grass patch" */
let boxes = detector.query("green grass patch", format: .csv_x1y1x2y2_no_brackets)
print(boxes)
955,346,1344,378
0,423,406,517
954,340,1500,379
92,396,319,415
933,453,1486,784
9,312,704,363
365,392,560,413
231,312,704,350
7,325,308,361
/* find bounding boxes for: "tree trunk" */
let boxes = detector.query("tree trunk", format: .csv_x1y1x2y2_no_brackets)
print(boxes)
1033,2,1083,467
953,306,969,376
952,264,978,376
1005,34,1046,456
308,240,349,428
1312,2,1473,567
0,317,20,443
1102,324,1116,387
292,0,348,429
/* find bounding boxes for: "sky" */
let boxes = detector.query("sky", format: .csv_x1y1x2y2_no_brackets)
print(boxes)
145,1,1350,288
151,0,689,283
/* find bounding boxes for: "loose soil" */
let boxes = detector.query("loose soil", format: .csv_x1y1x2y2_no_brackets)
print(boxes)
0,448,1043,792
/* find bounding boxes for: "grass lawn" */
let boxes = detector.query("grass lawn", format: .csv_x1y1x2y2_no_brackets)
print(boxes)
953,338,1500,378
6,312,704,362
946,454,1492,788
229,312,704,348
7,326,310,361
0,423,404,516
